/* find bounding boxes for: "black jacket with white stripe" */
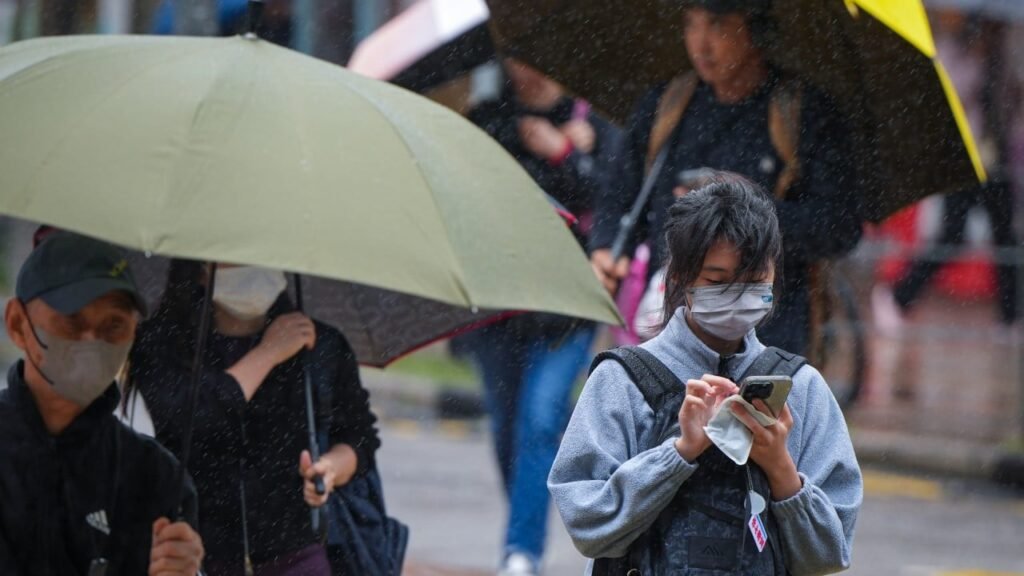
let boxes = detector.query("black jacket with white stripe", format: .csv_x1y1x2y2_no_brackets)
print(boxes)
0,361,198,575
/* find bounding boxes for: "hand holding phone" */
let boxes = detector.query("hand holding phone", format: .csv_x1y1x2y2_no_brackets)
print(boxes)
738,375,793,419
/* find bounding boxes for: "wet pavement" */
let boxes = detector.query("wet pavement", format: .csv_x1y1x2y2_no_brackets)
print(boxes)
380,422,1024,576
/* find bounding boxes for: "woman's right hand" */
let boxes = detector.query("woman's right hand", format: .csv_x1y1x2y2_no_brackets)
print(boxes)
255,312,316,367
674,375,738,463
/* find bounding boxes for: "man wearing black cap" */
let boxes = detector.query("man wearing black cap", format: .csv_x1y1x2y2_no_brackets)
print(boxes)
591,0,863,359
0,231,205,575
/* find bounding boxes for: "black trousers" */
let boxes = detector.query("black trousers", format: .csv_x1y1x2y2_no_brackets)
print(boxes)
894,181,1019,324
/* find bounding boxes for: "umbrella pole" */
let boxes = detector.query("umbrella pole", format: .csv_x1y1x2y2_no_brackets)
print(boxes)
610,147,668,262
293,273,327,536
174,262,218,519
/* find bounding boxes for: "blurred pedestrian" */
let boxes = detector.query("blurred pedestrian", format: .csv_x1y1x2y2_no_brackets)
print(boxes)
458,57,621,576
0,231,204,575
127,260,380,576
590,0,862,359
873,10,1019,332
550,178,862,575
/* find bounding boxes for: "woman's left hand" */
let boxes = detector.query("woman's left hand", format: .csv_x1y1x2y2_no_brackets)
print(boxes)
299,450,337,507
560,119,595,154
518,116,570,161
730,402,802,500
298,445,359,507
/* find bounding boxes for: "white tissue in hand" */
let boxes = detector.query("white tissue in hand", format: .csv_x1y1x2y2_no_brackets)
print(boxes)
703,395,778,465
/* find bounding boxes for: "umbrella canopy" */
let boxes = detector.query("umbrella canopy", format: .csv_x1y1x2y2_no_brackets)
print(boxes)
0,34,620,366
484,0,985,221
348,0,492,90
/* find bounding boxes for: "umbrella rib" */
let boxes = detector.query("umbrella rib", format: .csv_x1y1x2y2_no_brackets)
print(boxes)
322,72,476,308
155,40,255,253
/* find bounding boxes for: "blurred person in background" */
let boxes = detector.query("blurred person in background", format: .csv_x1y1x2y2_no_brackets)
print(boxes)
455,56,621,576
873,9,1019,333
590,0,862,360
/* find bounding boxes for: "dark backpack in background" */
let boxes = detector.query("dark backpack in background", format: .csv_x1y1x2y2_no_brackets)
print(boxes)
590,346,805,576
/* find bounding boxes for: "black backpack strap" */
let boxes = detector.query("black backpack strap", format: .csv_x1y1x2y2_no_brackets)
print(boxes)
738,346,807,381
590,347,685,576
591,346,686,412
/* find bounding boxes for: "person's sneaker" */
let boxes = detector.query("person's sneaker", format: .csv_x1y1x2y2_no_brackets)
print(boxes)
498,552,539,576
871,284,904,336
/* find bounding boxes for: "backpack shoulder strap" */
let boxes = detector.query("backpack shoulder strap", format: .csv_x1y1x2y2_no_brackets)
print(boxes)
646,71,699,173
768,75,803,200
738,346,807,381
591,346,685,412
590,346,683,576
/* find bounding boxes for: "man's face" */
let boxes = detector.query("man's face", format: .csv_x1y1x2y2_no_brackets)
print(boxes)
683,8,761,89
5,292,138,367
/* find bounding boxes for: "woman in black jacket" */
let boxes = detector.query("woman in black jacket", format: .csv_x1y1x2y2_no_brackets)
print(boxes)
128,260,380,576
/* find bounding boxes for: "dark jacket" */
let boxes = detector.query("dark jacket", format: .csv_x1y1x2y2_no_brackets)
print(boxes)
591,74,863,352
469,92,622,223
468,92,623,339
130,298,380,568
0,362,198,576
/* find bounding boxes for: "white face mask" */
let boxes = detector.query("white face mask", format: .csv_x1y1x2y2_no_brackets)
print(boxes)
212,267,287,321
688,283,774,341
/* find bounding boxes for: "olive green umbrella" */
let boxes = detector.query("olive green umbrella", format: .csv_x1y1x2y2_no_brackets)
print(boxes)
485,0,984,221
0,33,621,367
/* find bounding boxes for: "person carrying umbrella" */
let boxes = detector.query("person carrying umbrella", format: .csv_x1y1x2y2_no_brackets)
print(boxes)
0,231,204,575
456,57,621,576
127,260,381,576
590,0,863,359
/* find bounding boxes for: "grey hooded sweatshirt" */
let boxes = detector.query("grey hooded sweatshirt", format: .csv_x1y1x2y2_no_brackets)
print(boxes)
548,310,862,575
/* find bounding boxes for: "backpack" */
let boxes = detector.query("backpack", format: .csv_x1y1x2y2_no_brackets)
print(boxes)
314,366,408,576
590,346,805,576
645,73,833,367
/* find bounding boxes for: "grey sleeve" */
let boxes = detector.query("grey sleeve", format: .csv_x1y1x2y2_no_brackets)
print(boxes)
548,361,698,559
772,368,863,576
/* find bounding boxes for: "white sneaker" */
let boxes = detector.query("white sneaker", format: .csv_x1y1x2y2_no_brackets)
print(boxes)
498,552,538,576
871,284,904,336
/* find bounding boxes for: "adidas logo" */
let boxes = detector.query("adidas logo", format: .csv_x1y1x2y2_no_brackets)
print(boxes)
700,544,725,557
86,510,110,535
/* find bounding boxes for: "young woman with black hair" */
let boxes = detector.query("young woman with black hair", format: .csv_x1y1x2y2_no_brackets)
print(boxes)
550,176,862,575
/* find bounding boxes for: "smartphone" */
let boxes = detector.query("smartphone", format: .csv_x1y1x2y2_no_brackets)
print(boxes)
738,375,793,418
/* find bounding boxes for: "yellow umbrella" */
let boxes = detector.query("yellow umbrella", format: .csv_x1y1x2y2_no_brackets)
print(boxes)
846,0,985,179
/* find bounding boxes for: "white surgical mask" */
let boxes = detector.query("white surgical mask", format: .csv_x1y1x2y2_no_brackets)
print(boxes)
688,283,774,341
212,267,287,321
28,324,130,407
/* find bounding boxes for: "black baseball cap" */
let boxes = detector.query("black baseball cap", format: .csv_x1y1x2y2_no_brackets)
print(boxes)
15,231,147,317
